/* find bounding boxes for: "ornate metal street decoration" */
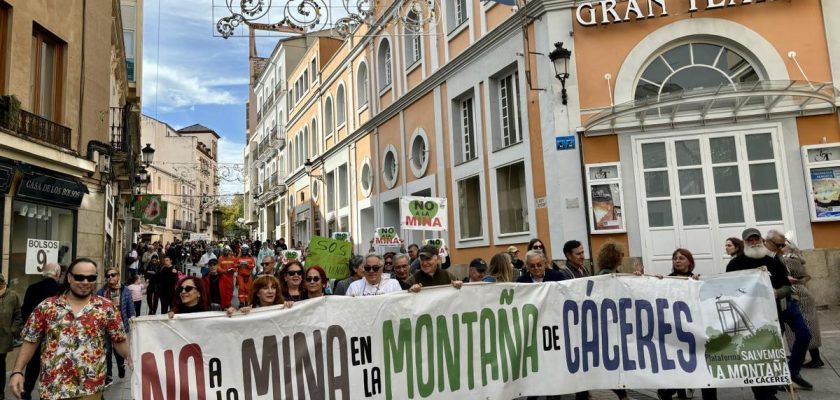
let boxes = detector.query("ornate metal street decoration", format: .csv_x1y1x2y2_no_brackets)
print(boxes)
216,0,329,38
396,0,439,34
217,163,246,183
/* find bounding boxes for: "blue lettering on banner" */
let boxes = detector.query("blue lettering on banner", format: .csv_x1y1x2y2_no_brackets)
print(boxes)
560,280,697,374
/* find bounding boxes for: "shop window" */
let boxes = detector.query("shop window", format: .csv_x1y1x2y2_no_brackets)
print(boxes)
32,25,66,121
496,161,529,234
9,201,75,290
457,175,482,239
635,43,759,102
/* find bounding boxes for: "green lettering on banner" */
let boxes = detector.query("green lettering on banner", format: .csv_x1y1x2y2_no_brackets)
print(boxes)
383,318,415,400
306,236,352,280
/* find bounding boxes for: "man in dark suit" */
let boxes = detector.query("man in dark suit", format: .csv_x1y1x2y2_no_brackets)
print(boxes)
19,263,61,400
516,250,562,283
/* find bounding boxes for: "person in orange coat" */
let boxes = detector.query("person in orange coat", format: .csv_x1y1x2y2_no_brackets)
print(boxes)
236,245,257,306
216,246,237,308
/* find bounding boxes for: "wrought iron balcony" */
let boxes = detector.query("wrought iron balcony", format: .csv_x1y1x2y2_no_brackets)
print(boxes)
274,80,286,97
109,105,131,153
0,97,72,150
173,219,184,230
184,221,195,232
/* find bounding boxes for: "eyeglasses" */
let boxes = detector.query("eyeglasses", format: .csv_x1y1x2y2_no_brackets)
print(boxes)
286,270,303,276
176,285,197,294
70,273,98,282
305,276,321,283
364,265,381,272
106,273,119,278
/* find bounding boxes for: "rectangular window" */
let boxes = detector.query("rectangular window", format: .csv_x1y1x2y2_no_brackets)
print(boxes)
496,161,529,234
459,97,477,163
457,175,482,239
447,0,469,32
303,70,309,92
497,72,523,148
326,171,336,213
338,164,349,208
31,25,66,121
124,31,135,82
310,59,317,83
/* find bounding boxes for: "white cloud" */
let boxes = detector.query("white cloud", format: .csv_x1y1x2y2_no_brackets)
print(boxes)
216,137,246,195
143,62,242,112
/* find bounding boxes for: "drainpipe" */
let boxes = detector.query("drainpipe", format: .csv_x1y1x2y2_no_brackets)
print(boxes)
576,126,595,274
78,0,87,153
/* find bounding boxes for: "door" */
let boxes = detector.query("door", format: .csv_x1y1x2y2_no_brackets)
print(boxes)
635,130,789,276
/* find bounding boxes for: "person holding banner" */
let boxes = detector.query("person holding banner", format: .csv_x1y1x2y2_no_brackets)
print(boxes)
281,261,308,301
235,276,294,315
167,276,223,318
391,254,413,290
304,266,329,298
487,253,514,283
346,255,402,296
407,244,463,292
516,250,563,283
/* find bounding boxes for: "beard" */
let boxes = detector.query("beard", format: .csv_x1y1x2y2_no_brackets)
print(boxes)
744,244,768,259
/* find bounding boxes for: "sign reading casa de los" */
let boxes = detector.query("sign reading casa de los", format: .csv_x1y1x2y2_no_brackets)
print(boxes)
576,0,770,27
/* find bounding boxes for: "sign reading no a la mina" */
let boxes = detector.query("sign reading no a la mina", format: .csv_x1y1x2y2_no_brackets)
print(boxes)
400,196,447,231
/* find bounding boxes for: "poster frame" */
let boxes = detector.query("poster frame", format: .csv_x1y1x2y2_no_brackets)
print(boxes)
802,143,840,222
585,162,626,234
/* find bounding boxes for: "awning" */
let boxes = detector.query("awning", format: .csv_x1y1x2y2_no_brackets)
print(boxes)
583,80,839,135
16,166,90,208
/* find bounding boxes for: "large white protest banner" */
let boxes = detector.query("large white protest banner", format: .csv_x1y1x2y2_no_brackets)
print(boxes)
132,270,788,399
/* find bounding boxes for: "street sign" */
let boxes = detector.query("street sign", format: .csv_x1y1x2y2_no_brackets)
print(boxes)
25,238,59,275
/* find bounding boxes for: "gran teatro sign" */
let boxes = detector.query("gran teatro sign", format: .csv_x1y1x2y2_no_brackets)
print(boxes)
576,0,771,26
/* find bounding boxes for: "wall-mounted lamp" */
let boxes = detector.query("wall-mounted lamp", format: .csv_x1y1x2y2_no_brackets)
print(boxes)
141,143,156,166
548,42,572,105
303,158,323,182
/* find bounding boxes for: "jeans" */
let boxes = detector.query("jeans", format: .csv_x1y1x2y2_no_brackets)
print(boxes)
781,300,811,378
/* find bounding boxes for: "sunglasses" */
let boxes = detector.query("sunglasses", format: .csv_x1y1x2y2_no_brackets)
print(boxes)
286,270,303,276
261,262,273,266
532,245,545,250
774,242,786,248
70,273,98,282
177,285,197,294
305,276,321,283
106,273,119,278
364,265,381,272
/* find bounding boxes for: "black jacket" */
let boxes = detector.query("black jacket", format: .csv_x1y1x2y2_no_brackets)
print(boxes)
516,269,563,283
21,278,60,322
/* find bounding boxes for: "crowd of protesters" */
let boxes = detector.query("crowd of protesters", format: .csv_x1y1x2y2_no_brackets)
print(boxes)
0,227,824,399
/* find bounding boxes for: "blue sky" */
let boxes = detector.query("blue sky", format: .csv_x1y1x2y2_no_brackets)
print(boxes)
142,0,280,195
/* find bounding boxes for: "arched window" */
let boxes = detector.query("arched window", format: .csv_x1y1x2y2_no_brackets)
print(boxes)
311,118,319,156
357,62,369,107
289,139,295,171
303,126,309,161
378,39,392,90
336,85,346,127
404,11,422,67
296,133,303,167
635,43,759,101
324,97,334,136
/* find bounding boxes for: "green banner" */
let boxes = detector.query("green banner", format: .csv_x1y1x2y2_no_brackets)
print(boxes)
306,235,352,280
134,195,166,225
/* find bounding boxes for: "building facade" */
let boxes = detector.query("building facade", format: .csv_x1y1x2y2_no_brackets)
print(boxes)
0,0,141,290
245,0,840,302
140,116,220,243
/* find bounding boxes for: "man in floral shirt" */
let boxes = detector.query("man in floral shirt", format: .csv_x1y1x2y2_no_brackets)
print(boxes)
9,258,131,400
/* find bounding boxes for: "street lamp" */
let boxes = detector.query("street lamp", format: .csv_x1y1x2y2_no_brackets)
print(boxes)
548,42,572,105
303,158,322,182
138,166,148,182
141,143,156,166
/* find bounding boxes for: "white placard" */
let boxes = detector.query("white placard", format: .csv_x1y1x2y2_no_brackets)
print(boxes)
25,238,60,275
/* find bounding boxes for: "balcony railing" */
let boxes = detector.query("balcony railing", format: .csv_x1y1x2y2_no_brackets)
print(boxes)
185,221,195,232
275,80,286,97
173,219,183,230
0,98,72,150
109,105,131,152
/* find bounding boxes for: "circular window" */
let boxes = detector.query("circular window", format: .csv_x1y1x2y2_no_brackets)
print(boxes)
311,179,319,202
382,145,398,189
409,128,429,178
360,158,373,197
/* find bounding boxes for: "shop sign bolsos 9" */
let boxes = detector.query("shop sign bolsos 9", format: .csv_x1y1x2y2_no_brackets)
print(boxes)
576,0,769,27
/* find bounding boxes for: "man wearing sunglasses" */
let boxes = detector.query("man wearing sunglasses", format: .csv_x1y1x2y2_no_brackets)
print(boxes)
11,258,131,400
345,255,402,297
95,268,134,384
258,255,278,278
